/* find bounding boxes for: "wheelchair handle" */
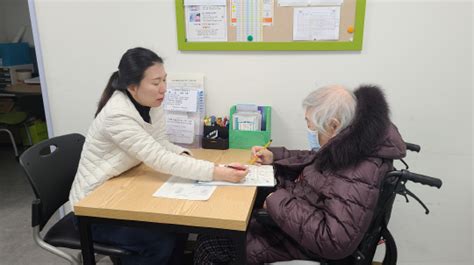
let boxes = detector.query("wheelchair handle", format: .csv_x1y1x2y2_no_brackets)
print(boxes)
405,142,421,152
387,169,442,189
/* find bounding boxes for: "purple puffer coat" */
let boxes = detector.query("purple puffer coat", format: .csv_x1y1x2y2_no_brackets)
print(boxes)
246,85,406,264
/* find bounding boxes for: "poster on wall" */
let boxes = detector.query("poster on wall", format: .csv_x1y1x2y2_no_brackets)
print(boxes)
185,4,228,42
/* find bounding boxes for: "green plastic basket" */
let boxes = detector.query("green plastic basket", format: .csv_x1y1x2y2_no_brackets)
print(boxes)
229,105,271,149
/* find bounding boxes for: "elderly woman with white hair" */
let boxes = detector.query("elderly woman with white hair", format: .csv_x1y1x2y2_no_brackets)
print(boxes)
194,85,407,265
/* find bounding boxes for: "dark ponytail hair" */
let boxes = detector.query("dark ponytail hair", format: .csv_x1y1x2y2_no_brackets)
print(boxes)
95,47,164,117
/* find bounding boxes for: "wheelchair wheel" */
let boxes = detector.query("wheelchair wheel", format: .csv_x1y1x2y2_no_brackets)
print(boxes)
381,228,397,265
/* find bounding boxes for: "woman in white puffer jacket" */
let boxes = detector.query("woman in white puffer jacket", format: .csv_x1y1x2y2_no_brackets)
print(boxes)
69,47,248,265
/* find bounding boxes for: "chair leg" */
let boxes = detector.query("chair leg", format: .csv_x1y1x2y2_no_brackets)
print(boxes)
23,122,33,146
33,226,80,265
0,128,19,157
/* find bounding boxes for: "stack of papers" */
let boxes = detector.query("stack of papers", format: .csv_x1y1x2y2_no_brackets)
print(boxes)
153,165,275,201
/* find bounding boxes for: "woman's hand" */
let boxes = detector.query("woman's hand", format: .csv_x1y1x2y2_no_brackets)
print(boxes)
212,163,248,183
251,146,274,165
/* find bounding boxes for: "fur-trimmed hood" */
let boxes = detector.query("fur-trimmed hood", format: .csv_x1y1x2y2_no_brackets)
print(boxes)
317,85,406,171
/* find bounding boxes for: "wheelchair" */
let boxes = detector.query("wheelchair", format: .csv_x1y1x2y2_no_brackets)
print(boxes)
255,142,443,265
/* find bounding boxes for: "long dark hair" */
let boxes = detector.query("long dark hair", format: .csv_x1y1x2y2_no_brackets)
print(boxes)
95,47,164,117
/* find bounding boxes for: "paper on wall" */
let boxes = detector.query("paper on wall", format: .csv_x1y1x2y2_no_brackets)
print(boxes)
153,176,216,201
165,73,205,137
236,0,263,42
184,0,226,6
293,6,340,41
166,113,195,144
263,0,274,26
278,0,343,6
185,5,228,42
164,89,198,112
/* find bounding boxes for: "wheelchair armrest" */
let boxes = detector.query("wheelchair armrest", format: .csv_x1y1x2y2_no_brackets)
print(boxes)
254,209,278,227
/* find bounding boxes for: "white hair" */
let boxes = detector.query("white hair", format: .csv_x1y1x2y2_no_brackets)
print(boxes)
302,85,356,135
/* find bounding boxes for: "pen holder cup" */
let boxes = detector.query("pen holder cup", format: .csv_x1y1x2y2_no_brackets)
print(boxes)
202,125,229,150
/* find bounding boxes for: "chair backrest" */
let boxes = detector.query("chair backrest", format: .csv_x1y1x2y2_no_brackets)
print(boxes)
19,133,85,230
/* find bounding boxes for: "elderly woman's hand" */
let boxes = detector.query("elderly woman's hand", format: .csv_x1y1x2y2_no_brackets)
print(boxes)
263,192,274,209
251,146,274,165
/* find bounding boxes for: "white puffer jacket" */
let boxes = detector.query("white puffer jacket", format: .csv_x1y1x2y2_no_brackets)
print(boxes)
69,91,214,206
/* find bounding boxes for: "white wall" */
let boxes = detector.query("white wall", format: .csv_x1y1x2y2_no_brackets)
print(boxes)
33,0,473,264
0,0,34,45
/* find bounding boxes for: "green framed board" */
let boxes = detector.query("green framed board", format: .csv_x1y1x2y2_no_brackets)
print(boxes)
176,0,366,51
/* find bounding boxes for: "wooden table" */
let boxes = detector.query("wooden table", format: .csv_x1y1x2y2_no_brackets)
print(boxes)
75,149,257,265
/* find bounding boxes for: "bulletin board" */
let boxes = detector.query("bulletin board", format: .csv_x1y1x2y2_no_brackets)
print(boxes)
176,0,366,51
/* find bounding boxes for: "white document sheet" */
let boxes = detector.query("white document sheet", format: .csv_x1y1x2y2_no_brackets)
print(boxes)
165,114,195,144
185,5,227,42
262,0,274,26
293,6,340,41
164,89,198,112
153,176,216,201
184,0,226,6
165,73,205,138
279,0,343,6
236,0,263,42
198,165,275,187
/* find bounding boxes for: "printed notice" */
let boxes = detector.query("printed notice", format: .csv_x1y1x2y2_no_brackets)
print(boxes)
279,0,343,6
184,0,226,5
293,6,340,41
164,89,198,112
263,0,274,26
236,0,263,42
165,114,195,144
185,5,227,42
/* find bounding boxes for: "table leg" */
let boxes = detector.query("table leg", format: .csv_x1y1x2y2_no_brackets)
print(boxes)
231,232,247,265
78,216,96,265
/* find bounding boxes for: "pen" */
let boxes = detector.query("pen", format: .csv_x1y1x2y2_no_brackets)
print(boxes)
249,139,272,165
225,165,247,171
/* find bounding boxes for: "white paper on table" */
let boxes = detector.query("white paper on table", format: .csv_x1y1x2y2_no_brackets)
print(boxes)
166,114,195,144
184,0,226,6
164,89,198,112
278,0,343,6
153,176,216,201
293,6,340,41
198,165,275,187
185,5,227,42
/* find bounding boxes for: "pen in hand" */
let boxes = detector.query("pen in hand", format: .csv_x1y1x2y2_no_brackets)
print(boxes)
250,139,272,165
225,165,248,171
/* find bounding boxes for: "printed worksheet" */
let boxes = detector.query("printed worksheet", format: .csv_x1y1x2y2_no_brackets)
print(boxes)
198,165,275,187
153,176,216,201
